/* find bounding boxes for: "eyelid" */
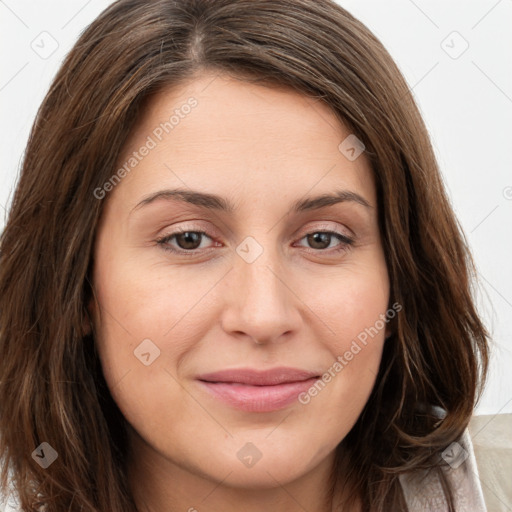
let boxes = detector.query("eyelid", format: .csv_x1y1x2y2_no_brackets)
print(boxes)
155,222,219,243
295,221,354,239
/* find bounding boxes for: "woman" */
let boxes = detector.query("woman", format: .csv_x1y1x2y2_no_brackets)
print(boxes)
0,0,490,510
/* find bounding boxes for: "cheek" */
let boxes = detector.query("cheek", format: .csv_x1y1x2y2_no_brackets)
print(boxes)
92,237,188,346
305,260,390,354
90,246,215,430
296,262,389,411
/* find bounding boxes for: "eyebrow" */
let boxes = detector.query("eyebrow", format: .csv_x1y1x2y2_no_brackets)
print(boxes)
130,187,372,215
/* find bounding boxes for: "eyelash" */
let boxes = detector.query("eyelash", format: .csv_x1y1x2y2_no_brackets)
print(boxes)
155,226,354,257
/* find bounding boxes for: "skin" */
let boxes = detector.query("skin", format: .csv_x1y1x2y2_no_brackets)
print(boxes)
90,71,390,512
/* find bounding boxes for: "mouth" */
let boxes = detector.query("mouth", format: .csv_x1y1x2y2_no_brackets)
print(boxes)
196,367,320,412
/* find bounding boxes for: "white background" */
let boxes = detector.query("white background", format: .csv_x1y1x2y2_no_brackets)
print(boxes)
0,0,511,416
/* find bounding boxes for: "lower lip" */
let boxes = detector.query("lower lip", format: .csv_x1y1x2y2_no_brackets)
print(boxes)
197,378,318,412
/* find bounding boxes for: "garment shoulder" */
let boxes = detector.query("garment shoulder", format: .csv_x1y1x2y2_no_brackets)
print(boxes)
468,413,512,512
399,426,487,511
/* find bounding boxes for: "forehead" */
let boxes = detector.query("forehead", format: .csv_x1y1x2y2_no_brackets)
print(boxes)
109,71,376,212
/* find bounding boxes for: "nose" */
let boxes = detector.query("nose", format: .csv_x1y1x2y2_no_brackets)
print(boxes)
219,241,302,345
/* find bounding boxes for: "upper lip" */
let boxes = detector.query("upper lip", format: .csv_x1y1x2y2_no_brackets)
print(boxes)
197,367,319,386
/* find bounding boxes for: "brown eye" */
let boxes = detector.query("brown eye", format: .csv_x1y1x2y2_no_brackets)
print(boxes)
306,232,332,250
298,231,353,252
174,232,203,250
157,230,215,254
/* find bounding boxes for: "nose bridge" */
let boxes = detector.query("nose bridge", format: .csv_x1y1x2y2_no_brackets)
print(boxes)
220,235,299,343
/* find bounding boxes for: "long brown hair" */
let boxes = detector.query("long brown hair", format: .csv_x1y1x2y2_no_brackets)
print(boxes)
0,1,489,510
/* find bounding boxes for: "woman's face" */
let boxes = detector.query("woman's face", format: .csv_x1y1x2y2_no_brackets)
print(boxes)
90,71,390,497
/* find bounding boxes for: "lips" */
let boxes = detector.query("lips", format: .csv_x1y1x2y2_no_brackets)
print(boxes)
196,367,320,412
197,367,319,386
